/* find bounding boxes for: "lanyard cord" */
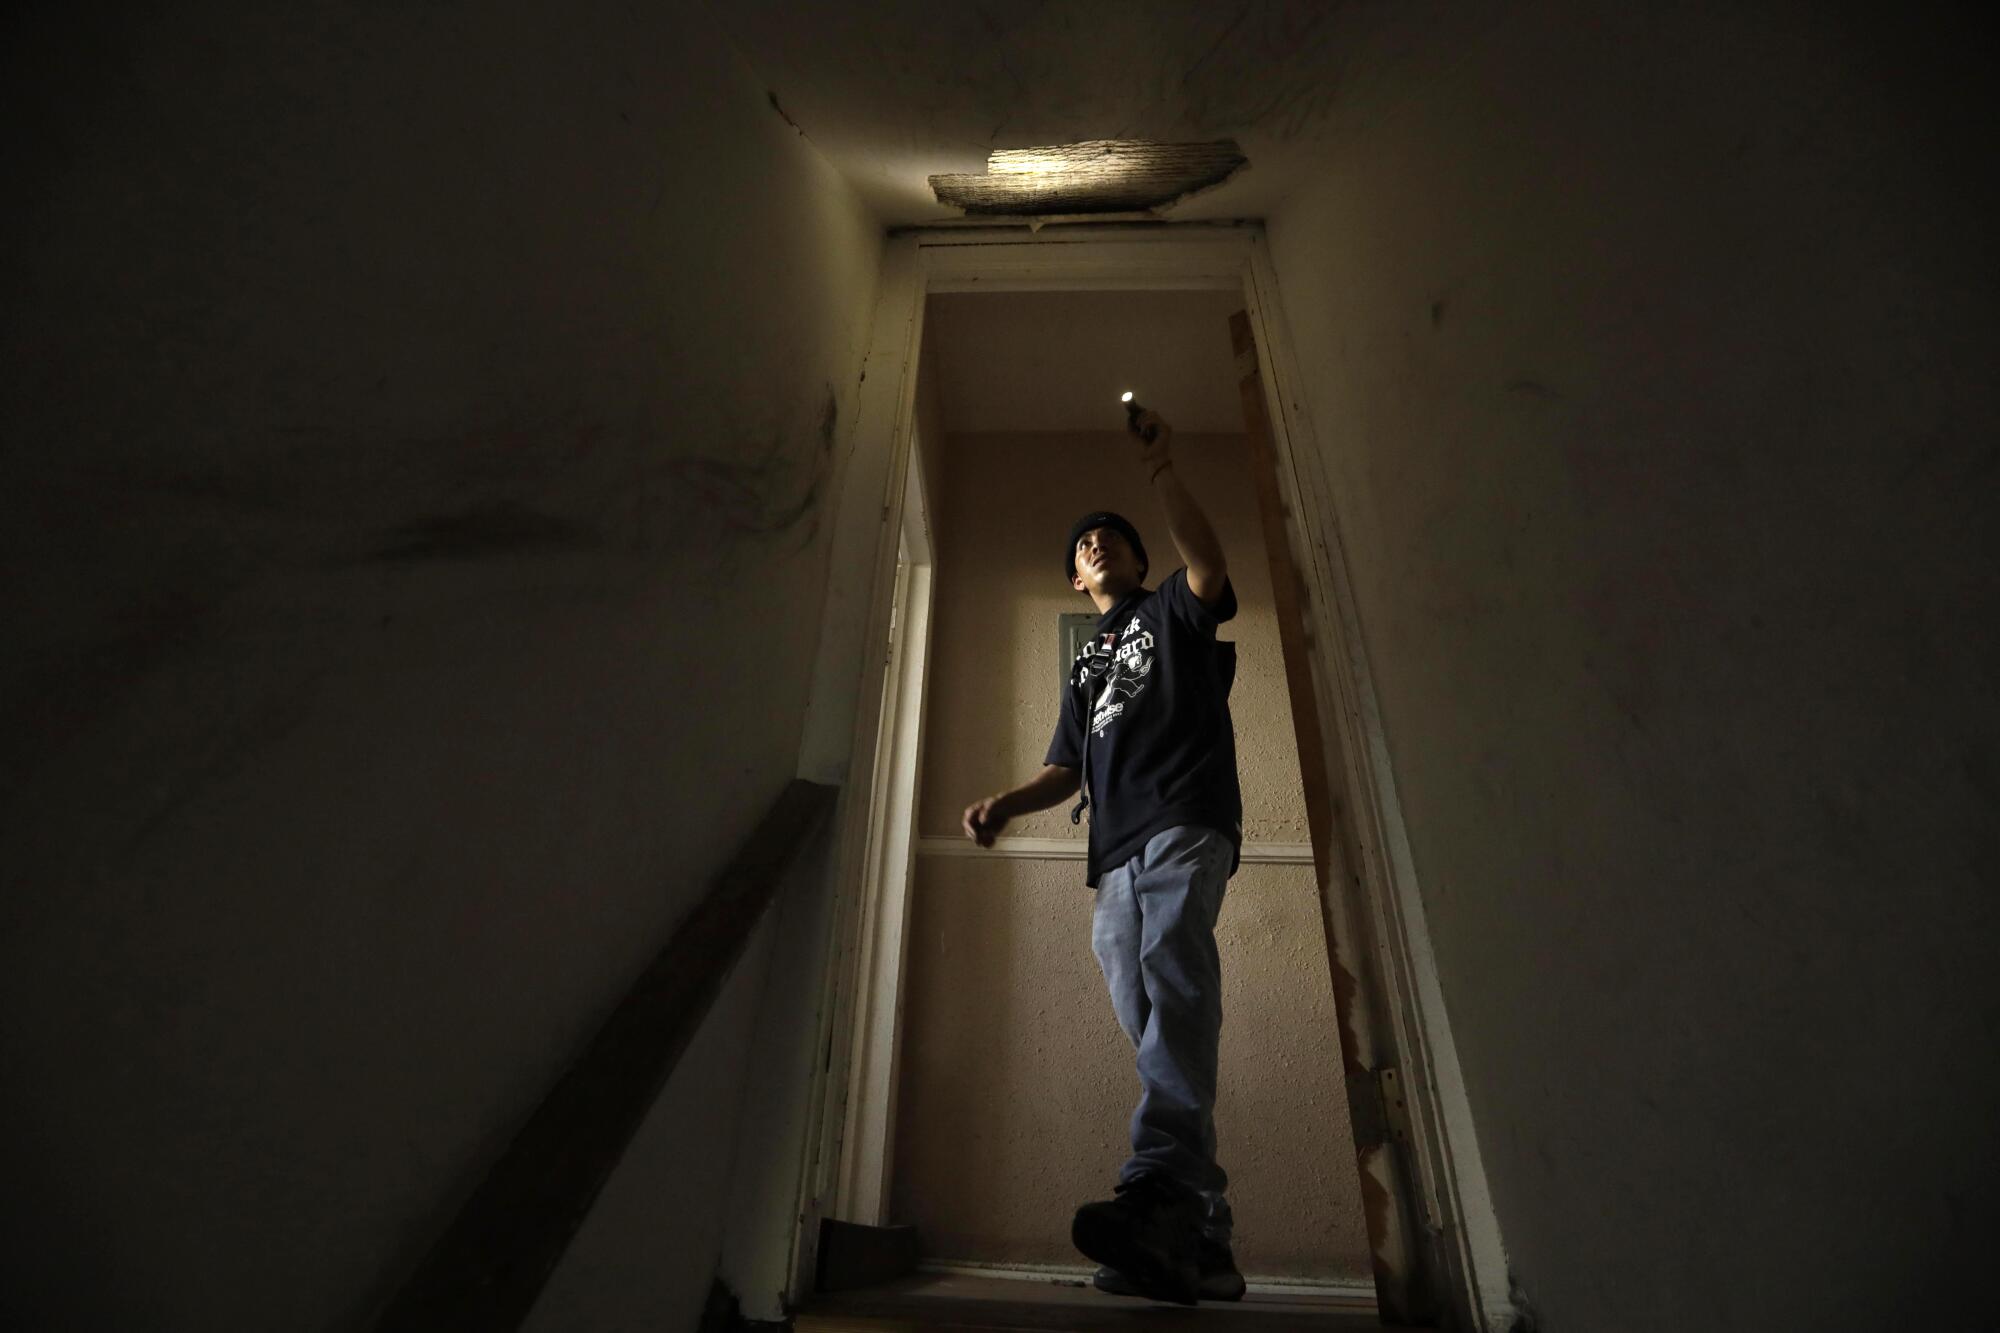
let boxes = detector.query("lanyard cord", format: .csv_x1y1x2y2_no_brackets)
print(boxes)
1069,702,1092,825
1069,655,1109,825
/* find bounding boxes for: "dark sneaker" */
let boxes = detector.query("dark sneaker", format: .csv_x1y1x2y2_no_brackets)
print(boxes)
1071,1173,1203,1305
1093,1236,1246,1302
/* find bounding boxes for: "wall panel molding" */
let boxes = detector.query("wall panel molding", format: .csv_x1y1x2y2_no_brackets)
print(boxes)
916,835,1313,864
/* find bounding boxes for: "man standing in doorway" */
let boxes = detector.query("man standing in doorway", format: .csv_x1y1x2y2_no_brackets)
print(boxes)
960,408,1246,1306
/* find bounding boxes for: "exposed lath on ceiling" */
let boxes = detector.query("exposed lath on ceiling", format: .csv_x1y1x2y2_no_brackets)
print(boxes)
928,139,1249,215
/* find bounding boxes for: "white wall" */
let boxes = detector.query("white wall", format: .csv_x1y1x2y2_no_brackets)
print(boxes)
0,2,881,1328
1266,4,1996,1329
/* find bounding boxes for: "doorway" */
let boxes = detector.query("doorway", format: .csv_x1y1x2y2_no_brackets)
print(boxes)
887,285,1374,1299
791,226,1506,1332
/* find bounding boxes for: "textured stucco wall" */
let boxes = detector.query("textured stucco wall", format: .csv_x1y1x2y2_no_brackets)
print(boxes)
896,427,1369,1279
1265,4,1998,1329
0,3,881,1329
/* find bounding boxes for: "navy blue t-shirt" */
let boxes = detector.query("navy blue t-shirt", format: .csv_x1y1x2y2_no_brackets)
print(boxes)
1045,567,1242,887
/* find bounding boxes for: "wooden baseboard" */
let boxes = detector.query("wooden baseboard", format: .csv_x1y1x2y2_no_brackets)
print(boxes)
915,1259,1378,1304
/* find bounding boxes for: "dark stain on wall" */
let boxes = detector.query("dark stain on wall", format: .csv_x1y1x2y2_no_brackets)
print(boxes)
767,90,805,137
819,388,840,452
1504,1271,1543,1333
648,381,841,555
375,503,597,562
357,384,841,569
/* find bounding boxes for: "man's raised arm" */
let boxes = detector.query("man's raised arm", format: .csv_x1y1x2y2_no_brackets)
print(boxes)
1132,409,1228,606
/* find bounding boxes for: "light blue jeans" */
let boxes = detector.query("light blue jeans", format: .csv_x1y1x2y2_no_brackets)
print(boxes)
1091,824,1234,1244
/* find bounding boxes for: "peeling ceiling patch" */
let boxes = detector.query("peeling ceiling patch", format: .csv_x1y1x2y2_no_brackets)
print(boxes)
928,139,1248,215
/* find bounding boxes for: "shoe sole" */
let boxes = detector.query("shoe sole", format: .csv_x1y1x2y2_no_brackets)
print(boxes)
1072,1212,1199,1306
1093,1266,1246,1303
1199,1273,1248,1302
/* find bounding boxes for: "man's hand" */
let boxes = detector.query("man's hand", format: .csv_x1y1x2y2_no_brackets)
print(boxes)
962,794,1010,847
960,767,1080,848
1131,408,1174,477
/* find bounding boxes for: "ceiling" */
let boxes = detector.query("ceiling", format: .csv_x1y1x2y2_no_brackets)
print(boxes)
709,0,1428,227
925,289,1246,435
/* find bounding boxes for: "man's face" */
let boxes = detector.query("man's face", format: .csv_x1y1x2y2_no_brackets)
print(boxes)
1071,526,1142,597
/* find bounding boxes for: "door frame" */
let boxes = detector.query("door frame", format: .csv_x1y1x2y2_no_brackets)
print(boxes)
790,223,1509,1330
831,430,935,1225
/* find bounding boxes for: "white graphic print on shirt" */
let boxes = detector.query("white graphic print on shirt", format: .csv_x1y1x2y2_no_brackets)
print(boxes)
1078,615,1155,736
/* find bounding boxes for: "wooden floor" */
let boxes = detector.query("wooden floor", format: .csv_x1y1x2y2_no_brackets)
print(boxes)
793,1272,1384,1331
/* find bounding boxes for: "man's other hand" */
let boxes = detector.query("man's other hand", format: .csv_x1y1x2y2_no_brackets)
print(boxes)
962,795,1009,847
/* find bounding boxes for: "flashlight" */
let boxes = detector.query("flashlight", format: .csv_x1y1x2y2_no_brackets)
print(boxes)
1120,390,1158,443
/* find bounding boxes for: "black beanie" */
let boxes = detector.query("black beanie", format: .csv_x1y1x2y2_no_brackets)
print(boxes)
1064,511,1148,584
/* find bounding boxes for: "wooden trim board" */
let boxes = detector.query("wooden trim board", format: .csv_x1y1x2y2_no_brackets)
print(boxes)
915,836,1315,864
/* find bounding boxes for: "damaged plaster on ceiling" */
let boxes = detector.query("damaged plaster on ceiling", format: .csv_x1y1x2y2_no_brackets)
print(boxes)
708,0,1444,226
928,139,1248,215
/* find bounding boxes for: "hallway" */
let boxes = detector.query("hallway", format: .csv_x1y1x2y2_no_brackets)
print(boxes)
3,3,1992,1331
